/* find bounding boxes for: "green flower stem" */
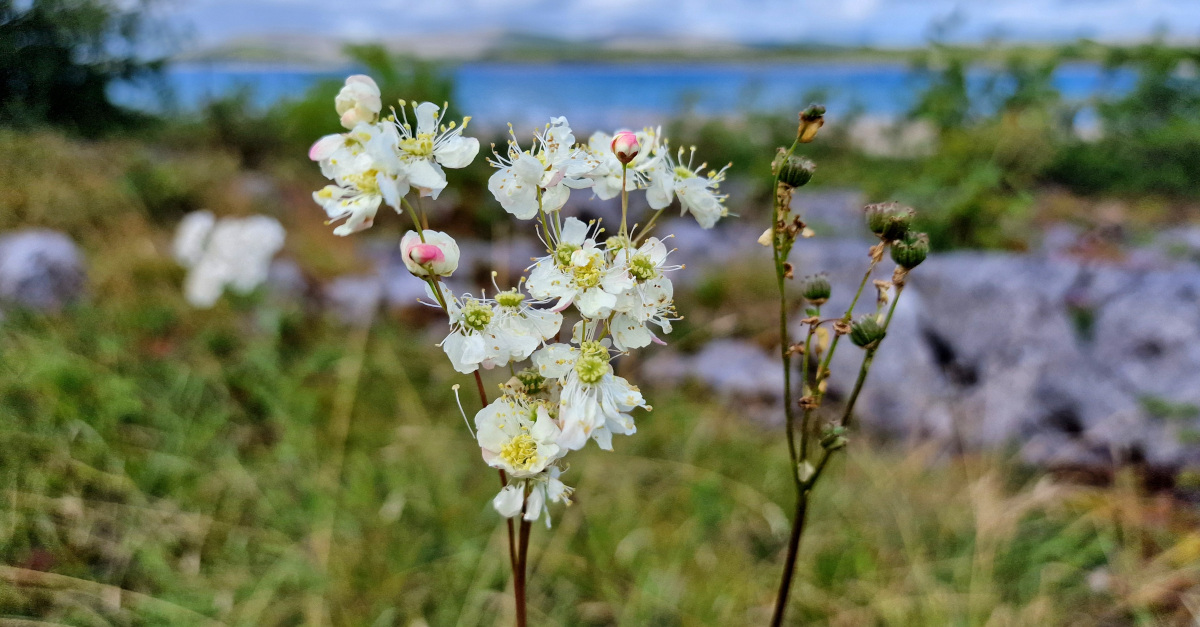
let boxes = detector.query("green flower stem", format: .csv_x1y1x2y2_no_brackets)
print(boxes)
425,274,520,610
815,255,880,400
400,197,426,243
769,138,805,627
634,207,667,246
772,140,802,488
797,306,820,460
839,284,903,429
620,162,629,239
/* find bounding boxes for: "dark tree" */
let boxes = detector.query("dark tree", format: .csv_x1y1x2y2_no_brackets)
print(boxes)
0,0,165,135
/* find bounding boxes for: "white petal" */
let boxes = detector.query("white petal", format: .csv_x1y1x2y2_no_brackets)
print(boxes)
576,287,617,318
405,159,448,199
541,184,570,213
523,485,545,522
493,485,525,518
532,343,577,379
559,217,589,245
414,102,440,136
434,135,479,169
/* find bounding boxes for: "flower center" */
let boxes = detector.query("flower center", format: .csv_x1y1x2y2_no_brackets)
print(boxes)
516,368,546,394
496,289,525,309
554,242,579,267
673,165,695,180
400,133,435,157
461,300,493,331
571,257,602,289
343,169,380,194
574,341,611,385
629,254,656,282
499,432,540,471
606,235,631,254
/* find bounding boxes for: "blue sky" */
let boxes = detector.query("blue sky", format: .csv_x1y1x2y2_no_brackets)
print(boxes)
168,0,1200,47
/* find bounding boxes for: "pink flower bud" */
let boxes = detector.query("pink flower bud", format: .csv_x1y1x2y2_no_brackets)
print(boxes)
400,230,460,277
611,131,639,164
408,243,445,265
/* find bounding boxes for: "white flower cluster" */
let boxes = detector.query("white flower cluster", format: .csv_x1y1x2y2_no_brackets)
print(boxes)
308,75,480,236
308,75,732,526
173,210,285,308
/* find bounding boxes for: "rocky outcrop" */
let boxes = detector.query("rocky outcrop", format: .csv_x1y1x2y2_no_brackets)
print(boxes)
0,229,86,312
639,234,1200,474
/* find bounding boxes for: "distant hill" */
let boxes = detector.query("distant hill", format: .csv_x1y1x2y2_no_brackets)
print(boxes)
175,31,916,66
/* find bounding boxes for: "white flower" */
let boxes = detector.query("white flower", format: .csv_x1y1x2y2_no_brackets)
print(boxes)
585,127,662,200
400,230,460,277
610,236,679,351
489,286,564,363
475,394,564,477
173,212,285,308
431,284,561,374
487,117,599,219
531,341,648,451
381,101,480,199
526,217,633,317
492,467,573,527
310,123,408,236
646,146,731,229
172,210,215,267
335,75,382,129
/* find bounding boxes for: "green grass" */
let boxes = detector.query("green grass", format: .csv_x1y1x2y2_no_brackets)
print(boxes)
2,287,1199,625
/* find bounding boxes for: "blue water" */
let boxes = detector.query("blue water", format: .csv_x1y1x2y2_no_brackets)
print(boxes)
112,61,1137,130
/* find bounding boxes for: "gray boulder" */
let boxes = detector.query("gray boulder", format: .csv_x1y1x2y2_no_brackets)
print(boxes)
0,229,86,312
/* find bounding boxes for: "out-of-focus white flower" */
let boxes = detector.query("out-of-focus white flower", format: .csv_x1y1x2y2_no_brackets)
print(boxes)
379,101,479,199
585,127,661,200
532,341,648,451
172,210,215,267
400,230,460,277
646,145,731,229
335,75,382,129
475,394,564,477
431,283,561,374
526,217,633,317
487,117,599,219
610,236,678,351
173,212,285,308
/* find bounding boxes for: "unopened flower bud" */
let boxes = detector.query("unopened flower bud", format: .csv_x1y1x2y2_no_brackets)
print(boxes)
335,75,382,129
798,104,825,143
891,232,929,269
820,425,848,451
779,155,815,188
611,131,640,164
400,230,460,277
864,202,913,241
800,274,831,305
850,315,886,348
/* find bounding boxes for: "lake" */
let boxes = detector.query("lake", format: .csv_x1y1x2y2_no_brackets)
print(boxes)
112,61,1137,130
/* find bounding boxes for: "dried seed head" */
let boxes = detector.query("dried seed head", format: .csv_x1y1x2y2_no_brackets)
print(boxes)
779,155,816,188
850,315,886,348
891,231,929,270
800,274,831,305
